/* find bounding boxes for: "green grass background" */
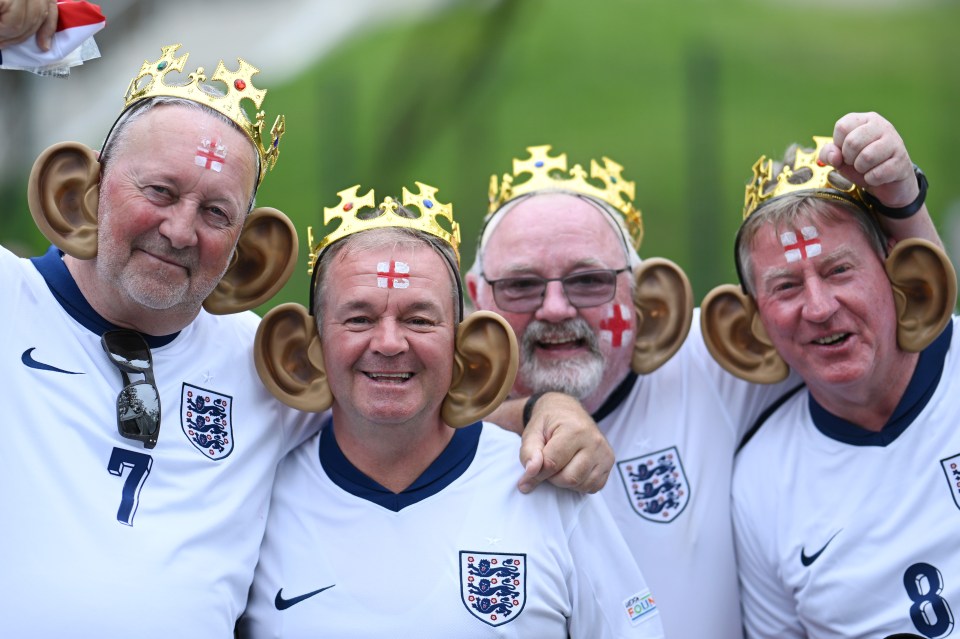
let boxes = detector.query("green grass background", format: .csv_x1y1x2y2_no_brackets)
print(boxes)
4,0,959,313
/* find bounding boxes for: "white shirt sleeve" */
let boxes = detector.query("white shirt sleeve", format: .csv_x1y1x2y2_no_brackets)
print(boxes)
567,494,666,639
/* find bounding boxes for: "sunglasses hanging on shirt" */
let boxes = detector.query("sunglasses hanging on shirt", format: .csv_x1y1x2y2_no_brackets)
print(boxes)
101,330,162,449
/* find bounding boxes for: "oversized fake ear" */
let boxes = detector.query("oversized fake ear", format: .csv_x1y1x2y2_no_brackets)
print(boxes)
700,284,789,383
27,142,101,259
204,207,299,314
632,258,694,374
886,238,957,352
442,310,519,428
254,303,331,412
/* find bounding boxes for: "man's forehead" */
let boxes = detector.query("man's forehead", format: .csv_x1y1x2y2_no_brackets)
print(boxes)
488,193,624,252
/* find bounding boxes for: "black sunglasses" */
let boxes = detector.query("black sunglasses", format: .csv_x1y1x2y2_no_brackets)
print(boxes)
101,330,162,449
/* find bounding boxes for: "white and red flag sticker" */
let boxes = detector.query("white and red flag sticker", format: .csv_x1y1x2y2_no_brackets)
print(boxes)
377,261,410,289
195,138,227,173
0,2,105,73
781,226,822,263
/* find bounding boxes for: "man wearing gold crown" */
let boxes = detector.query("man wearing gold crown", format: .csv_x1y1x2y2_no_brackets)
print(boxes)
699,114,957,638
465,113,942,639
240,184,666,637
0,43,328,636
0,44,322,636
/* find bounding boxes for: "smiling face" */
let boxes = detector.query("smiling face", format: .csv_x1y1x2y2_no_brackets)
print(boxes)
468,193,635,412
318,237,457,430
748,205,912,407
91,104,257,328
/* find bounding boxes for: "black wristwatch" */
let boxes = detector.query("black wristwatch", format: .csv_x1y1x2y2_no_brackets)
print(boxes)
863,164,928,219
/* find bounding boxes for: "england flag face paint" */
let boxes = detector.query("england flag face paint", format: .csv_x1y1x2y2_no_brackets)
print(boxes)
377,261,410,289
781,226,822,263
599,303,633,349
195,137,227,173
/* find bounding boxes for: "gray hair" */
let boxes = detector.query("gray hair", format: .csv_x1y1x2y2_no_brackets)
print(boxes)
469,191,642,294
736,193,887,296
99,96,260,214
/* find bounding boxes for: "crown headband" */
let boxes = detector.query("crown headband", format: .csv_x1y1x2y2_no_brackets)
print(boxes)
486,145,643,251
742,136,872,220
120,44,284,187
307,182,463,320
308,182,461,273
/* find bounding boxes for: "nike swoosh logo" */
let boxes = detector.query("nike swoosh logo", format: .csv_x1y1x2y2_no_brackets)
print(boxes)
800,530,841,566
22,348,83,375
274,585,336,610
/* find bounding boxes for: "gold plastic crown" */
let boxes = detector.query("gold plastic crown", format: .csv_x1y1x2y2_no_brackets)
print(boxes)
743,136,871,220
307,182,462,274
123,44,284,187
488,145,643,250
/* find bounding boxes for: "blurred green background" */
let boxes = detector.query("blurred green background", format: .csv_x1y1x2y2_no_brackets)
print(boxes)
3,0,958,313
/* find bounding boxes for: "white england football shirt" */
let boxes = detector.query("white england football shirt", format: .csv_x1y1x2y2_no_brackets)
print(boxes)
596,312,802,639
239,421,665,638
734,319,959,638
0,245,317,637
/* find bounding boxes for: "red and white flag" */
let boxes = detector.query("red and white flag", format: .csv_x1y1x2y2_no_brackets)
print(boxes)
0,2,105,73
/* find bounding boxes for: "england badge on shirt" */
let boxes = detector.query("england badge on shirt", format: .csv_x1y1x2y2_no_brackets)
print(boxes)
617,446,690,523
180,383,234,460
940,453,960,511
460,551,526,627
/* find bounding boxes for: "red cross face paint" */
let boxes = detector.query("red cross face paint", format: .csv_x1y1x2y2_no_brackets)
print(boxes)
781,226,822,263
377,261,411,289
195,137,227,173
599,303,633,348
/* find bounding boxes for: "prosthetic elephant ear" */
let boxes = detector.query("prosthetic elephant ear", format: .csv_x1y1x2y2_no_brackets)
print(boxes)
700,284,789,383
254,303,332,412
27,142,101,259
203,207,299,314
631,258,694,374
886,238,957,352
443,311,518,428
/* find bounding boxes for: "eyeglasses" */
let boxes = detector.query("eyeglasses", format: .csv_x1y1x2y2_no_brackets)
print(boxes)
101,330,162,449
483,268,630,313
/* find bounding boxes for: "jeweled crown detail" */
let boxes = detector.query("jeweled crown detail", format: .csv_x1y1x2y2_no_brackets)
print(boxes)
123,44,284,186
743,136,870,219
488,145,643,250
308,182,461,274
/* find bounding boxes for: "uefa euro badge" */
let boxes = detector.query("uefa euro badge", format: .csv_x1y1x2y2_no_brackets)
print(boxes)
941,453,960,511
460,551,526,627
180,383,234,460
616,446,690,523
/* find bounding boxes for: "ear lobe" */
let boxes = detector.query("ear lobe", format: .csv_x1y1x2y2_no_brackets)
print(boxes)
700,284,789,383
254,303,331,412
885,238,957,352
27,142,101,259
442,311,519,428
204,207,299,314
632,258,694,374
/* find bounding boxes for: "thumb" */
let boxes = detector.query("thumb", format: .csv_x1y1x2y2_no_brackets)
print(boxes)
517,448,544,494
819,143,842,170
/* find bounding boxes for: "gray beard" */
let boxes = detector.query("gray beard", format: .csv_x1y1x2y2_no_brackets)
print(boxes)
518,318,605,400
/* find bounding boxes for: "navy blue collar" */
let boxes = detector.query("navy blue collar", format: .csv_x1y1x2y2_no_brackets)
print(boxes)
319,416,482,511
31,245,179,348
592,371,638,423
811,321,953,446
